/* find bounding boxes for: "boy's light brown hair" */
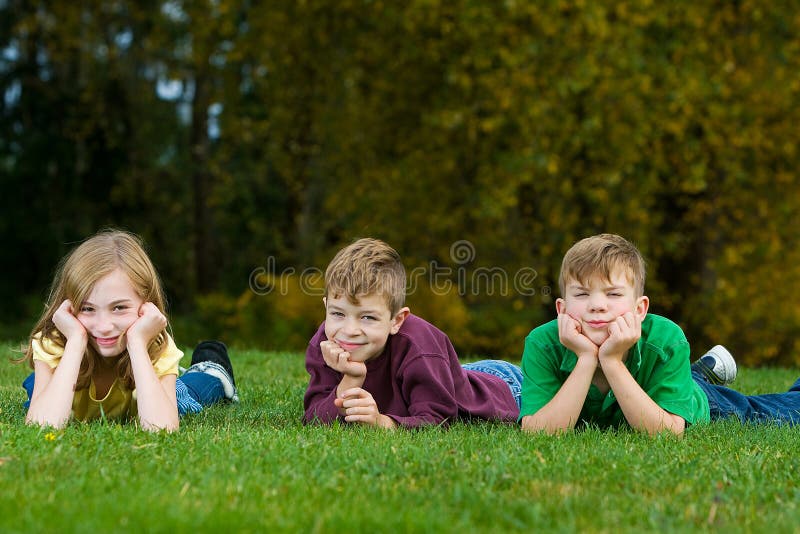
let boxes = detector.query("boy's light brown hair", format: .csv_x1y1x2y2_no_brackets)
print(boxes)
325,238,406,314
559,234,646,297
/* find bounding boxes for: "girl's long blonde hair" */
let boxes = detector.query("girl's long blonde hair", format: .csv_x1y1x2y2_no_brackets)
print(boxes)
22,229,169,390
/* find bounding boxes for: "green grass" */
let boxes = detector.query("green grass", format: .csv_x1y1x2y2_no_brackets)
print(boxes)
1,342,799,533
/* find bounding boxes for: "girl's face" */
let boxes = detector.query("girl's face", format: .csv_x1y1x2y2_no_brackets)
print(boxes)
76,269,144,358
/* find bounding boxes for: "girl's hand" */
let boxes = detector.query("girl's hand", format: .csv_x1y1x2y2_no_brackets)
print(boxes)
126,302,167,349
52,300,88,343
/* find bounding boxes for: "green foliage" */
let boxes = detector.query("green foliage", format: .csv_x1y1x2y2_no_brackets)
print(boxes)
186,274,324,350
2,345,800,532
3,1,800,363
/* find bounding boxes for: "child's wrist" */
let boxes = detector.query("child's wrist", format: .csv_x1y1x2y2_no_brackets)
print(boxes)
575,351,598,364
126,338,149,354
63,334,88,355
339,374,365,391
598,356,626,370
65,332,88,345
344,369,366,379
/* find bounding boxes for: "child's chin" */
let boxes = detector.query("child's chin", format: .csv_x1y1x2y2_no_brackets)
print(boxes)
93,340,126,357
586,334,609,346
354,351,380,363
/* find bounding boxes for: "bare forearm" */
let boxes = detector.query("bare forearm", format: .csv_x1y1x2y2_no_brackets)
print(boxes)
25,340,85,428
521,358,596,434
601,359,684,436
336,374,365,399
128,343,179,432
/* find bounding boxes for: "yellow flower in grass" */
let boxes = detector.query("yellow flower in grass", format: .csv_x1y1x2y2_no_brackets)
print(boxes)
44,432,56,442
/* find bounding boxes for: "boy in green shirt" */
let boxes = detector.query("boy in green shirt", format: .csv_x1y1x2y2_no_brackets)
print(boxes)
520,234,800,436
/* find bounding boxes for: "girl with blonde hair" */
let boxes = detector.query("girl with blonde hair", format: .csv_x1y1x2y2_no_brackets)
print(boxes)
21,229,237,431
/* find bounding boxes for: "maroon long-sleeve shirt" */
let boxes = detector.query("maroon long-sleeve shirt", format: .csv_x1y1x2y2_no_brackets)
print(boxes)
303,314,519,428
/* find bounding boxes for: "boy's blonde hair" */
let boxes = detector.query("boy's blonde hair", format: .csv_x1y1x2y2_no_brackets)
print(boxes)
559,234,646,297
325,238,406,314
22,229,169,391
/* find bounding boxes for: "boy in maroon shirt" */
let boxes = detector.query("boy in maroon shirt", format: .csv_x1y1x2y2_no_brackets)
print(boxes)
303,238,520,428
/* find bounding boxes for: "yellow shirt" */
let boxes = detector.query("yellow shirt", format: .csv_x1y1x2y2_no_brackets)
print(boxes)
31,333,183,422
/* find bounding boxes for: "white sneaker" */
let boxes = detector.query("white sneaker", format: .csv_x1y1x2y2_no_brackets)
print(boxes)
691,345,737,385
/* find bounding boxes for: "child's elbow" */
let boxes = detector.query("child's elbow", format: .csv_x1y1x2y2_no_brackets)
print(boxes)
25,408,69,430
645,414,685,437
520,414,570,435
520,414,536,432
652,425,684,438
140,415,180,433
667,414,686,437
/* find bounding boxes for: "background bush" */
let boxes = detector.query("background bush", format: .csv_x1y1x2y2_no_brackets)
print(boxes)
2,1,799,364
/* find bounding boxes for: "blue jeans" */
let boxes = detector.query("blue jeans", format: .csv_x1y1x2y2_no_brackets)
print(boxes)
22,371,224,417
177,371,225,415
462,360,523,409
693,370,800,425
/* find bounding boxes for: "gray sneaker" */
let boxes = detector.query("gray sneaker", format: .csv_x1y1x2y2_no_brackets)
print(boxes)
691,345,737,385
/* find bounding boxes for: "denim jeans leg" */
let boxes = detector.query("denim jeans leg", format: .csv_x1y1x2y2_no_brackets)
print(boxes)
180,372,225,408
175,378,203,416
462,360,523,409
693,370,800,425
22,372,35,409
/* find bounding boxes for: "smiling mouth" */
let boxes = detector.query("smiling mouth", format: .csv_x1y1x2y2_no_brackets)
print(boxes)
95,336,120,347
336,340,364,351
586,321,609,329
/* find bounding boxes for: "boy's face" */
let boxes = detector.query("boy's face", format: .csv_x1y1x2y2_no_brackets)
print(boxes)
556,269,649,347
324,293,409,363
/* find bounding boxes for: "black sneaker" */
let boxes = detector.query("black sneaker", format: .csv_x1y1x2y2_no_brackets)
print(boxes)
185,340,238,402
691,345,737,385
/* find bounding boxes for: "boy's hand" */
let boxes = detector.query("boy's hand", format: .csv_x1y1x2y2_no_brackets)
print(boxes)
53,300,88,343
321,340,367,378
126,302,167,349
557,312,599,359
334,388,396,428
598,311,641,361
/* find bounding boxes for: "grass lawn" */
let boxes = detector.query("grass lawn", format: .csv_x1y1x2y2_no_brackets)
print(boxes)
1,341,799,533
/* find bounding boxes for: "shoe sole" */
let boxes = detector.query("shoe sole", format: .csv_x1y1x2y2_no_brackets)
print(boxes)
706,345,737,384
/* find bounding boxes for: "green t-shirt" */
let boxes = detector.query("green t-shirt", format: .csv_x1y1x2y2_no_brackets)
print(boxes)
519,313,710,428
